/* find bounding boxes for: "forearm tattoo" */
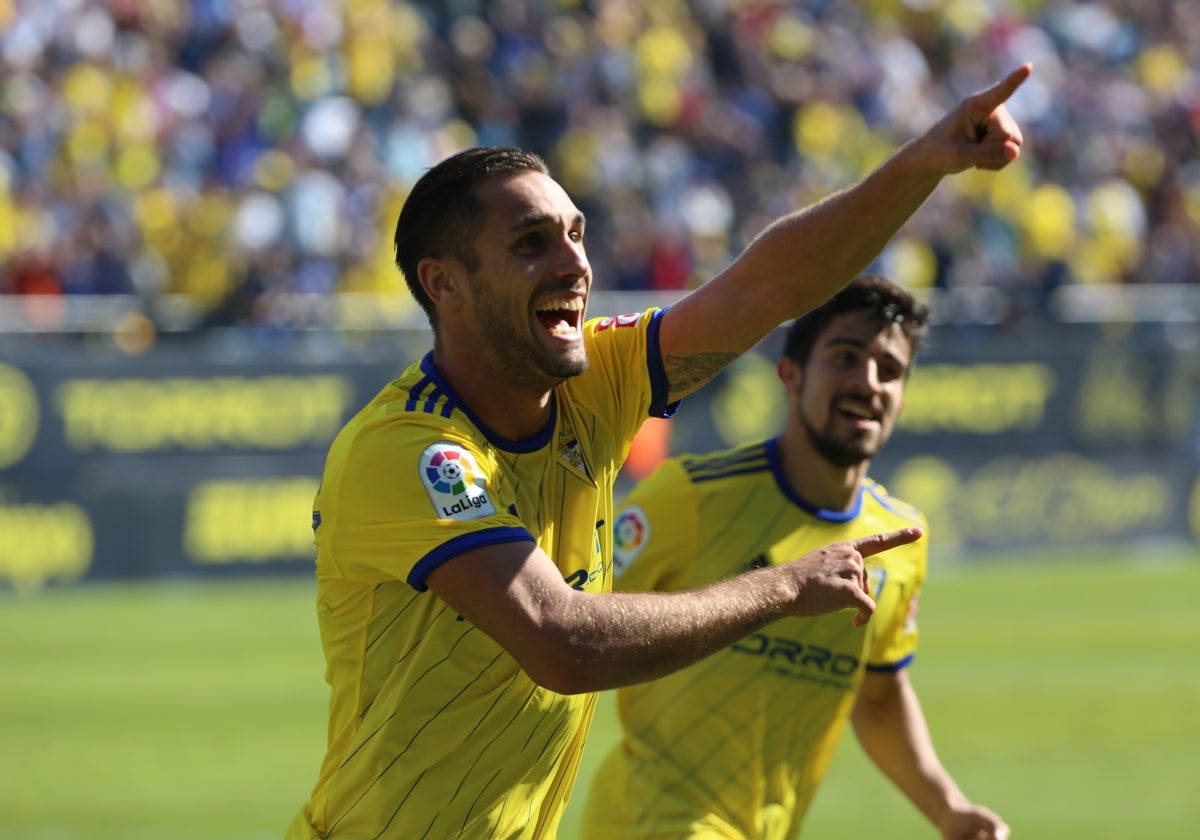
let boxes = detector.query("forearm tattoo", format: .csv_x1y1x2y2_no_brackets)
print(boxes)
665,351,737,394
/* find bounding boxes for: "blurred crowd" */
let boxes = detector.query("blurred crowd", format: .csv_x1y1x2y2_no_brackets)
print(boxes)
0,0,1197,332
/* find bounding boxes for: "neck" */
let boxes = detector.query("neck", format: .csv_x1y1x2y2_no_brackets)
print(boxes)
430,345,555,441
775,429,868,512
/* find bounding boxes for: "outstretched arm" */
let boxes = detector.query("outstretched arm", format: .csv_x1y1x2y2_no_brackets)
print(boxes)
853,669,1009,840
658,63,1033,401
426,528,920,695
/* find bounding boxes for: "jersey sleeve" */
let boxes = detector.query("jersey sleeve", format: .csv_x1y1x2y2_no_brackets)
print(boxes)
610,457,699,592
316,414,530,591
574,309,676,450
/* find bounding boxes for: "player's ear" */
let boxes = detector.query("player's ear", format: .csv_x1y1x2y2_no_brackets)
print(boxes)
777,355,803,390
418,258,465,310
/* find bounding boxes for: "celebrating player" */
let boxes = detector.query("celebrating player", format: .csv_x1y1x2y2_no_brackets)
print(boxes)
285,65,1031,839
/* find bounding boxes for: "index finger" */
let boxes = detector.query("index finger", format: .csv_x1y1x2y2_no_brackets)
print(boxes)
850,527,924,558
975,62,1033,110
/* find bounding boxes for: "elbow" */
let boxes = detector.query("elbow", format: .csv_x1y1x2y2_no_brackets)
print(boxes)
521,654,600,695
508,594,613,694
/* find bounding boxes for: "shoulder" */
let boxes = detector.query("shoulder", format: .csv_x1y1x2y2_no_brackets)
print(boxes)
861,478,927,530
334,371,487,476
586,308,663,336
379,359,471,425
675,440,774,486
566,307,674,421
859,479,928,583
618,441,773,530
580,309,663,365
624,441,774,503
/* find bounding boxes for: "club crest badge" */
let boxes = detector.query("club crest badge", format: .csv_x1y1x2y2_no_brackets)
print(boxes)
612,506,650,577
867,566,887,600
419,443,496,521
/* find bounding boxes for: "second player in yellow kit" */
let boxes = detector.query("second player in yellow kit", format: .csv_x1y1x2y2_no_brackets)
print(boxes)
589,444,925,839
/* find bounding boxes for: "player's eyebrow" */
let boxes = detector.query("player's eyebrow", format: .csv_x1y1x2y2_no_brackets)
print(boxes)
508,211,587,233
822,336,868,351
823,336,907,368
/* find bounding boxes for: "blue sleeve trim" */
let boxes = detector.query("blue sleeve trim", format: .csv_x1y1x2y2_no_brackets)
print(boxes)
646,308,679,418
865,653,914,673
407,527,535,592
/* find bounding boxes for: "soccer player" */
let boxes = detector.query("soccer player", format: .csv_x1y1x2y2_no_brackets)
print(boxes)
582,275,1008,840
285,65,1031,839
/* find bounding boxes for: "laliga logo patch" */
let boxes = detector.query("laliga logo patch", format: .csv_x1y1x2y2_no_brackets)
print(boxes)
419,443,496,521
611,506,650,577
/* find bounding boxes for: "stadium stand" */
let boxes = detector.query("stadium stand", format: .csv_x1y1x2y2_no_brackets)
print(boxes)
0,0,1197,331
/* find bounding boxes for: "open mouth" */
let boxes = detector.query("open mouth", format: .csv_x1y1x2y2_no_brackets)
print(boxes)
836,400,880,424
535,296,584,339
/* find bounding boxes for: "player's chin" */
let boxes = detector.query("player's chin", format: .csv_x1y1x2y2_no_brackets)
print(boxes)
543,344,589,380
826,438,875,468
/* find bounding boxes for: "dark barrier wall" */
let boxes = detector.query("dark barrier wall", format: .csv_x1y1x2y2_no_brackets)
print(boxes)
665,322,1200,559
2,321,1198,591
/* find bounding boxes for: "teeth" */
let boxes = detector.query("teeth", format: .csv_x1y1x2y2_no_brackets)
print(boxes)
536,297,584,313
840,404,875,420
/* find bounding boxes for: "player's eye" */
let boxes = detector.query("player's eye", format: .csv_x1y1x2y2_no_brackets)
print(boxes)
515,232,545,253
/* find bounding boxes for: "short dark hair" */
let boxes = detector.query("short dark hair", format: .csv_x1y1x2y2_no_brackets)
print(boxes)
393,146,550,324
782,274,931,368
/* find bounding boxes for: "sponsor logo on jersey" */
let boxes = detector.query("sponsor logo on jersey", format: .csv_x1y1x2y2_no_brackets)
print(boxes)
566,520,609,590
612,506,649,577
419,443,496,521
565,559,607,591
733,632,860,687
594,312,642,331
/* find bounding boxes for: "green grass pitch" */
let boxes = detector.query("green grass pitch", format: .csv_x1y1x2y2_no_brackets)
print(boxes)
1,546,1197,839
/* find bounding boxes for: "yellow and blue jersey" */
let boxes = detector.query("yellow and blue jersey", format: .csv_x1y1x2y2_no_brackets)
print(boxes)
287,309,673,840
583,439,927,840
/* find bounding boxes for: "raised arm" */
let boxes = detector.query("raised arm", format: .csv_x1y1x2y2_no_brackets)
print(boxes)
425,528,920,695
658,63,1032,402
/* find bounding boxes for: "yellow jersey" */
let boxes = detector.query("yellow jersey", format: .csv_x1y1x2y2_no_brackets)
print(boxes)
583,439,926,840
288,309,672,839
